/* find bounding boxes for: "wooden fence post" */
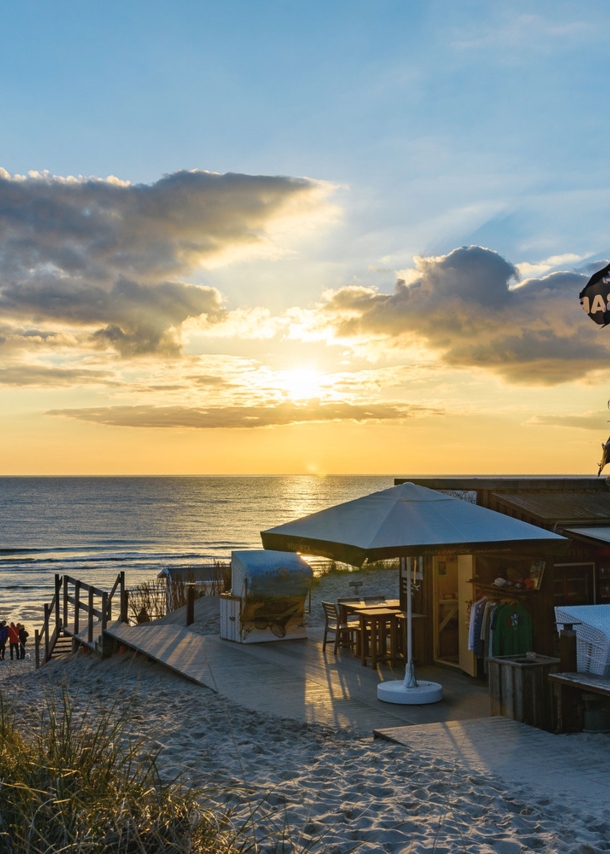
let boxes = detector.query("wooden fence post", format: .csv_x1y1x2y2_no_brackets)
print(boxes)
186,584,195,626
63,575,68,630
88,588,94,643
44,604,50,662
35,629,40,669
102,592,108,631
74,580,81,635
55,574,61,630
121,589,129,623
120,570,125,607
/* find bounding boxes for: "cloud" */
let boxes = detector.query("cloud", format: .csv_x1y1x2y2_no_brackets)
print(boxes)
0,168,330,279
0,365,117,387
529,412,608,431
515,253,583,279
0,324,81,352
453,14,592,54
576,259,610,275
47,401,439,429
317,245,605,384
0,276,225,356
0,168,331,356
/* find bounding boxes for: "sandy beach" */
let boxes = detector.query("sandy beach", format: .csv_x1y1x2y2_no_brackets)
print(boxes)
2,569,610,853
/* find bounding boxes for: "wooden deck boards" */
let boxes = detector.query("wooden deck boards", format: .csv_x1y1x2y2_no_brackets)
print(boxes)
375,717,610,813
104,622,489,735
63,618,107,651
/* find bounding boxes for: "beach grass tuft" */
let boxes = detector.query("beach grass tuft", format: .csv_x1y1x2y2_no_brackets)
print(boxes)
0,688,339,854
0,689,235,853
128,562,231,622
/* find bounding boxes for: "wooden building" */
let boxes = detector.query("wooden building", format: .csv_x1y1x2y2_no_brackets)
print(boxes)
394,476,610,677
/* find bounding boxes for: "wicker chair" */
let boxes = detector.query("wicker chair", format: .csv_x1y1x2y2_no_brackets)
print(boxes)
322,601,359,654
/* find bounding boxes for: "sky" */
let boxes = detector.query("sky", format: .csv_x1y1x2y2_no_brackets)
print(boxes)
2,0,610,475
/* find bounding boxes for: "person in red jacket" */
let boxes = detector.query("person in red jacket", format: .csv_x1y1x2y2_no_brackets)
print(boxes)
8,622,20,660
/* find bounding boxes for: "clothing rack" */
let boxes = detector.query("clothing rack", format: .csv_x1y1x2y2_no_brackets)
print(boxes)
468,589,534,661
469,579,537,599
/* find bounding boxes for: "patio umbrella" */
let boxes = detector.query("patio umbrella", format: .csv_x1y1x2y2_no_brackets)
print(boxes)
261,482,567,563
261,482,568,704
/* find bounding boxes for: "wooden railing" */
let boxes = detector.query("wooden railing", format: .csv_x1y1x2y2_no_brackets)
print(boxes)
34,574,63,669
35,571,127,668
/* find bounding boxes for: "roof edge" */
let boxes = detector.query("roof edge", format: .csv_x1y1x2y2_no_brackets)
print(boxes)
395,476,608,491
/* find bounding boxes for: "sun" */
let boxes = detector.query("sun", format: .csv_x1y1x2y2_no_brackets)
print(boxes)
282,368,322,401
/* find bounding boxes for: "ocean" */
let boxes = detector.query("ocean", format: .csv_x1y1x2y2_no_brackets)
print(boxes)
0,475,393,632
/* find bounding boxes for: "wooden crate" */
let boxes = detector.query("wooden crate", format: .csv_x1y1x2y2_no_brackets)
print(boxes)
487,653,560,731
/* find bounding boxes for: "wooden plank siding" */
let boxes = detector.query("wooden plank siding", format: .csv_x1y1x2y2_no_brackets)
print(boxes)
393,477,610,663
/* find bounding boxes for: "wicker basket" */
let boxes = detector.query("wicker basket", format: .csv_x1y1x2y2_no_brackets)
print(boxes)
555,605,610,676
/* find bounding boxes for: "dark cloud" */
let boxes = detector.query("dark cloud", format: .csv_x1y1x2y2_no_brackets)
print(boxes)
0,168,324,356
0,169,321,281
322,245,603,384
0,365,117,387
47,401,439,429
188,374,232,387
576,259,610,275
0,275,224,356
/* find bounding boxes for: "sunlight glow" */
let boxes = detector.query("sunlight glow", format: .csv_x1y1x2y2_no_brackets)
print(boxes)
282,368,323,401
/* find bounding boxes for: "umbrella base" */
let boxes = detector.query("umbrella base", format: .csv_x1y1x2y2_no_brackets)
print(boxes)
377,680,443,705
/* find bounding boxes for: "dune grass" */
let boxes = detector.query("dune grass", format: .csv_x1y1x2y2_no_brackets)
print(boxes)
0,687,337,854
0,689,237,853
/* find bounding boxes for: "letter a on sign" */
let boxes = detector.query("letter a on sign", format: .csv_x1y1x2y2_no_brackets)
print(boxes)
580,262,610,327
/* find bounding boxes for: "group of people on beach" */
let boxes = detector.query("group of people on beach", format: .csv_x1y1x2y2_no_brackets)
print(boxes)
0,621,29,660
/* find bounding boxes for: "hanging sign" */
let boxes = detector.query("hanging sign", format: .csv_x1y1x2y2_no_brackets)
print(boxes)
579,262,610,326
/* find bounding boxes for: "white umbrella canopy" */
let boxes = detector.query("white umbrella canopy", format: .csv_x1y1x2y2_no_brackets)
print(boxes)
261,482,567,565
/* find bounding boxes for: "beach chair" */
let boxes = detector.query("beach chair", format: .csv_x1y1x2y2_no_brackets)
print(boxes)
322,601,360,654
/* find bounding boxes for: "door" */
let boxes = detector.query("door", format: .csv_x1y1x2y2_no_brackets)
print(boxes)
458,555,477,677
433,554,478,675
433,555,459,666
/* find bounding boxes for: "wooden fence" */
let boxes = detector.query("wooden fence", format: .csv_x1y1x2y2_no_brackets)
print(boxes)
35,571,128,668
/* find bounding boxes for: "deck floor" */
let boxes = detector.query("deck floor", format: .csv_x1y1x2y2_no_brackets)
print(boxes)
103,619,610,817
376,716,610,816
105,621,489,735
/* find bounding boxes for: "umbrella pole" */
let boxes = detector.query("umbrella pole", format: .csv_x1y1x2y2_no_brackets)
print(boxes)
379,553,442,704
403,556,418,689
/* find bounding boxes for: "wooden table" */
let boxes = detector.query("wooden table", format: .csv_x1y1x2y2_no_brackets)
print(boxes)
338,599,400,624
352,607,403,668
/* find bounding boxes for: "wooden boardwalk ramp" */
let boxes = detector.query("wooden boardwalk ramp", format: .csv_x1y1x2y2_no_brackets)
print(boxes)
104,621,489,735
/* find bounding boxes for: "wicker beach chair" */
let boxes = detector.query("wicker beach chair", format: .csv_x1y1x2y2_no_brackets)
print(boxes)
555,605,610,676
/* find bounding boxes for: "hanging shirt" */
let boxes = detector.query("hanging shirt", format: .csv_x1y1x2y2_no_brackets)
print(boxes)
480,600,495,642
492,602,533,656
467,597,487,652
487,604,501,661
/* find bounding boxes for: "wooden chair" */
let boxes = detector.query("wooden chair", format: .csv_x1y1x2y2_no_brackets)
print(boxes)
322,601,359,654
337,596,361,626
